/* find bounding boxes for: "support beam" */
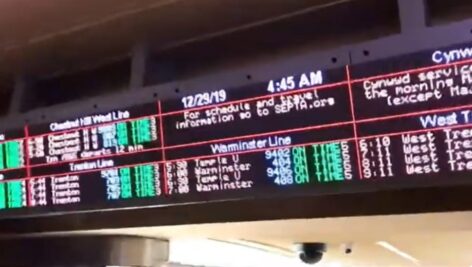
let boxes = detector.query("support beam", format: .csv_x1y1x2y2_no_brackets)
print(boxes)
397,0,429,33
130,42,150,90
9,75,34,114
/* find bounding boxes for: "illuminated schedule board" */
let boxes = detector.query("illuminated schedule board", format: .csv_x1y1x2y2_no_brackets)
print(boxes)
0,42,472,218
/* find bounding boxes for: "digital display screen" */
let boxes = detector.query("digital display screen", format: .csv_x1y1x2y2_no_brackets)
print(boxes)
0,42,472,218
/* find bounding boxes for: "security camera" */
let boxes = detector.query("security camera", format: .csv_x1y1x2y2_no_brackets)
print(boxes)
294,243,327,265
343,243,353,254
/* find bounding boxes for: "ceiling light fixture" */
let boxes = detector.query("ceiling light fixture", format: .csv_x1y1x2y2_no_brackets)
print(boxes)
376,241,420,266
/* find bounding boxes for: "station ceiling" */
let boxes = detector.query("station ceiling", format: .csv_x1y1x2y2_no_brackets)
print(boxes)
20,211,472,267
0,0,392,75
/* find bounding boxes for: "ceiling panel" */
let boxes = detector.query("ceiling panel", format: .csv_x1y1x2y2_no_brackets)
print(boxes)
0,0,394,75
0,0,168,47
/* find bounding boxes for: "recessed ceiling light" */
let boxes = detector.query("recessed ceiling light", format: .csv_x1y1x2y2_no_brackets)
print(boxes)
376,241,420,266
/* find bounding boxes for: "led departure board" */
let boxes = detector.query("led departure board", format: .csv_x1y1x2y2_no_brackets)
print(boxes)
1,42,472,218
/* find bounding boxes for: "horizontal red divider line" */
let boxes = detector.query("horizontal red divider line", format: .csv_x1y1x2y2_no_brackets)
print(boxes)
161,81,348,116
350,57,472,83
360,120,472,140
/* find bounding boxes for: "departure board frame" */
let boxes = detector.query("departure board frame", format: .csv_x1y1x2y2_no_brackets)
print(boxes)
0,18,472,222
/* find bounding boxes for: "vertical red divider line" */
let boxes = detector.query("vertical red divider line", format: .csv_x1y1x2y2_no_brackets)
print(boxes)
23,125,32,207
157,101,169,195
345,65,363,179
